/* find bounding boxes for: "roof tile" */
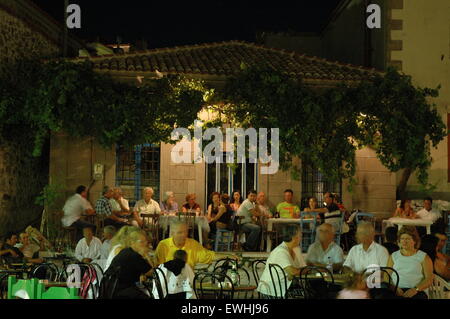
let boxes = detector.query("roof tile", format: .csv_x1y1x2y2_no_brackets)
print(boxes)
73,41,381,81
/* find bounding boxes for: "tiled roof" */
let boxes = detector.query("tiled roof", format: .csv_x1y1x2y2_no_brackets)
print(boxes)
74,41,381,82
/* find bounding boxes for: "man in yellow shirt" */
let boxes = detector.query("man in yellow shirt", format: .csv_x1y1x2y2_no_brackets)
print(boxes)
276,189,300,218
155,220,238,269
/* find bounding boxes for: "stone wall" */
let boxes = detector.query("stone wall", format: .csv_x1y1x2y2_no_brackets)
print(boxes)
0,8,60,67
0,137,50,236
0,5,61,236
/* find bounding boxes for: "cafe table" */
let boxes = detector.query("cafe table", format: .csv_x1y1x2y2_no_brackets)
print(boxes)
382,217,433,234
195,282,257,292
301,272,347,286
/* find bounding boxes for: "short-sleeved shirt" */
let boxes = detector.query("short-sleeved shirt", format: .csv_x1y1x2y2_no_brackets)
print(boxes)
276,202,300,219
416,208,441,223
343,242,389,273
237,199,256,224
74,237,102,262
392,250,427,289
108,247,152,291
95,196,113,216
134,199,161,216
306,241,344,266
109,198,122,212
62,194,93,227
21,243,40,259
155,238,215,269
257,242,306,297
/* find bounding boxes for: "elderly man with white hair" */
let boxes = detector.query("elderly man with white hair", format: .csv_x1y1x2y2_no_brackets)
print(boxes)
343,222,389,273
306,223,344,272
133,187,161,227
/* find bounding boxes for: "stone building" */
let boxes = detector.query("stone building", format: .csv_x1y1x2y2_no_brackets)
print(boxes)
0,0,83,236
49,41,386,216
262,0,450,210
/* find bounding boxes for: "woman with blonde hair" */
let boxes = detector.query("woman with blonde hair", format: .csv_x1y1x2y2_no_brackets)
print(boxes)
104,226,145,271
387,226,433,299
108,227,154,299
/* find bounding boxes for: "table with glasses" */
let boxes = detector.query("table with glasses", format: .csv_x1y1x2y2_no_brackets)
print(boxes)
383,217,433,234
158,214,210,245
194,282,257,292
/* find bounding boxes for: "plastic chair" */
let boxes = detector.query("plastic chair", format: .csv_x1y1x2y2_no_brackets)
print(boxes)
214,229,234,252
36,283,80,299
7,276,39,299
329,213,345,247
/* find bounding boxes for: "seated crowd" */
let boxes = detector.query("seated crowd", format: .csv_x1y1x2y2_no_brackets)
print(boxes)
1,185,449,300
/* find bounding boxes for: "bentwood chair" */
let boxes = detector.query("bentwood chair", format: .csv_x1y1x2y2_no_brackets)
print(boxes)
29,263,59,281
212,258,252,298
151,267,169,299
98,266,120,299
251,259,266,298
362,266,400,294
141,213,160,248
193,271,235,300
267,263,288,299
299,266,334,299
179,212,197,240
77,263,99,299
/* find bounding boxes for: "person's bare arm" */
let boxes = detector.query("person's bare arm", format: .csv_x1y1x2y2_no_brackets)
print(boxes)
212,205,226,222
403,255,434,297
85,208,96,216
284,266,301,280
386,255,404,296
207,205,212,221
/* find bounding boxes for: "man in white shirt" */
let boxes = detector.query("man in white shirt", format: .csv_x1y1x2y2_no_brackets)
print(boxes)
257,224,306,298
62,185,96,240
75,227,102,263
306,223,344,272
109,187,130,216
416,197,441,223
100,225,116,260
343,222,389,273
133,187,161,227
237,190,261,251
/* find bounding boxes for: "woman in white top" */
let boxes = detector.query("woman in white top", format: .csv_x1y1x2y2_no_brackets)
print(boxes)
257,224,306,298
387,226,433,299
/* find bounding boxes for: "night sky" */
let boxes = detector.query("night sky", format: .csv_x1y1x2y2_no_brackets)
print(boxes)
31,0,342,48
